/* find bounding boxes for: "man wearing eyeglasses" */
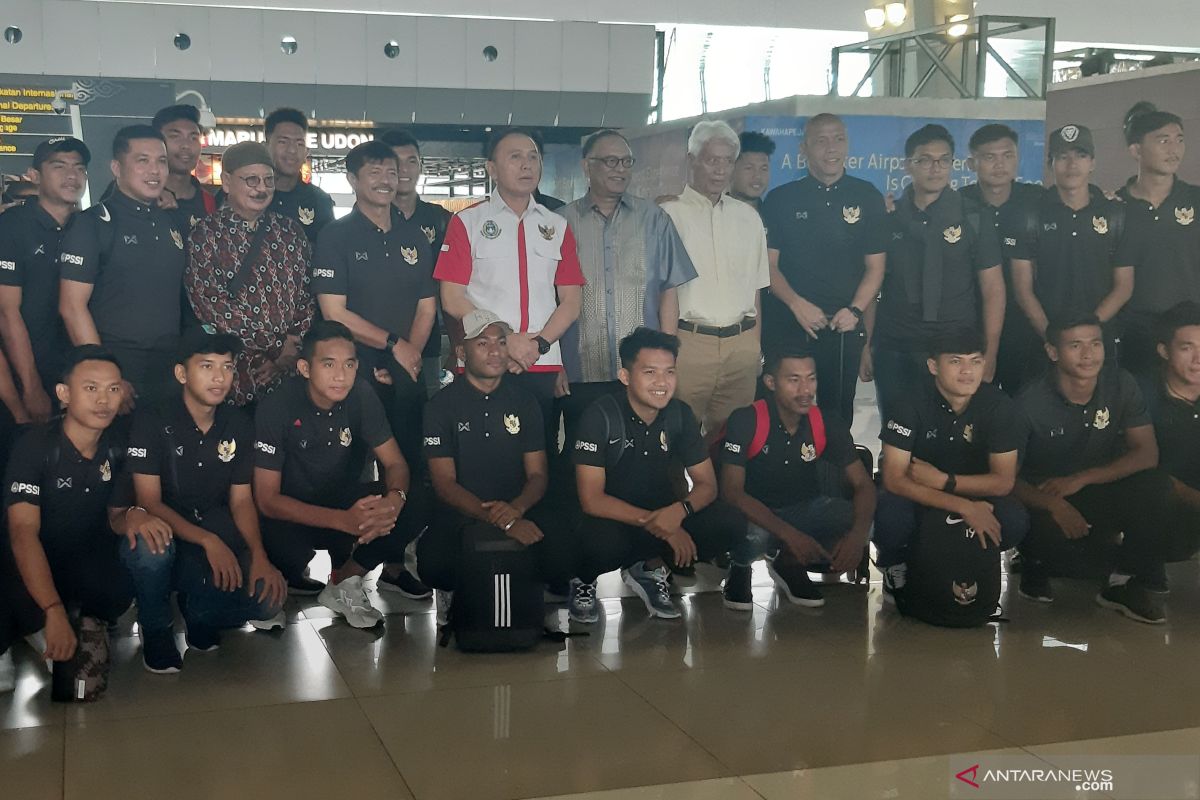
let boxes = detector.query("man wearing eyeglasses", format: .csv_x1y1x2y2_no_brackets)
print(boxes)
184,142,314,408
558,129,697,456
873,124,1004,419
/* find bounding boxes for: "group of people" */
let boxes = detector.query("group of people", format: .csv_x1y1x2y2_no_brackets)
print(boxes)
0,95,1196,698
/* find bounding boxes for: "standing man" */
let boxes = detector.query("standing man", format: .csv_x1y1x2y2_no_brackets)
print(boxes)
761,113,887,422
0,137,89,421
185,141,314,408
559,128,697,447
1115,102,1196,382
661,120,770,439
152,104,215,232
1009,125,1133,369
264,108,335,243
729,131,775,214
59,125,187,411
962,124,1044,395
873,124,1005,418
435,127,585,449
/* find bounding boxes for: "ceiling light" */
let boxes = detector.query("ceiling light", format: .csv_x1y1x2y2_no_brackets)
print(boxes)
947,14,969,37
864,7,886,29
885,2,907,26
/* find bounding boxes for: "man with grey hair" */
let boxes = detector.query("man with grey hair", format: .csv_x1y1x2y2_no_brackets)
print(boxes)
661,120,770,440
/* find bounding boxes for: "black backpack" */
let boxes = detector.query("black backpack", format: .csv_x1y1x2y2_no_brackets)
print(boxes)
447,524,545,652
894,507,1002,628
595,393,683,471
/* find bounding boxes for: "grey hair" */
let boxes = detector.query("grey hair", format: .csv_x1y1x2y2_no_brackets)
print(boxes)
687,120,741,158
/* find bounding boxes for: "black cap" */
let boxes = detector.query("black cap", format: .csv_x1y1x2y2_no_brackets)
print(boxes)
32,136,91,169
1048,124,1095,159
177,324,242,364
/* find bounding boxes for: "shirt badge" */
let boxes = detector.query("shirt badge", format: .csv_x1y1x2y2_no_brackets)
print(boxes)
99,459,111,482
171,229,184,250
953,581,979,606
57,477,72,489
1092,216,1109,235
298,207,316,226
801,442,817,462
842,205,861,224
458,422,470,432
339,427,352,447
943,225,962,244
189,215,201,229
1177,206,1195,226
962,423,974,443
1093,407,1110,430
481,220,501,239
504,414,520,435
795,211,809,220
660,431,668,452
355,252,369,261
401,246,419,266
538,224,556,241
124,235,139,246
421,225,436,244
217,439,237,463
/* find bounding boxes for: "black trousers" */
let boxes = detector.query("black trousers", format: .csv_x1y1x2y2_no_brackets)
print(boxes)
576,499,744,583
261,482,430,582
762,305,865,424
108,344,178,409
995,310,1040,397
414,503,575,591
368,359,428,478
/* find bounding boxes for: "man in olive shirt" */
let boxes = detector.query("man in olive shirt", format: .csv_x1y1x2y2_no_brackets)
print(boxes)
264,108,335,242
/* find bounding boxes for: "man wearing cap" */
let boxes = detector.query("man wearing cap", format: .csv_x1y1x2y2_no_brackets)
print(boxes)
152,104,215,233
1008,124,1134,380
263,108,335,243
59,125,187,412
416,310,574,609
185,141,314,408
122,327,286,672
435,127,585,449
0,137,89,422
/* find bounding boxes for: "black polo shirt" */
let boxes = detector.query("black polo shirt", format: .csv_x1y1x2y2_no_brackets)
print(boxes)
253,376,393,506
1148,383,1200,490
1016,368,1150,483
573,395,707,510
0,200,72,381
271,181,335,243
311,205,436,352
1117,178,1200,315
722,398,856,508
402,198,452,359
423,376,544,503
58,190,186,351
881,380,1020,476
876,187,1002,351
761,174,888,326
960,182,1040,268
167,177,215,233
3,421,129,550
126,397,254,519
1005,185,1133,321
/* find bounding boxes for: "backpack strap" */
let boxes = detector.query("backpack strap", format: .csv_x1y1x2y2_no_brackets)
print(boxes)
201,190,217,215
597,394,626,472
809,405,827,459
747,399,770,460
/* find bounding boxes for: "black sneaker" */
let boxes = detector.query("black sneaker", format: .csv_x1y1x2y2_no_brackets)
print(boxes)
377,569,433,600
767,560,824,607
1096,582,1166,624
722,564,754,611
288,575,325,596
184,619,221,653
1018,569,1054,603
142,630,182,674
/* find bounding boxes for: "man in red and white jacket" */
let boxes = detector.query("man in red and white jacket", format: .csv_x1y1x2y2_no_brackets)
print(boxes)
435,128,585,450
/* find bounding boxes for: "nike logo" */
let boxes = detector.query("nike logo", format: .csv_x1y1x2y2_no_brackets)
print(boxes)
945,515,964,525
98,204,111,222
608,438,623,445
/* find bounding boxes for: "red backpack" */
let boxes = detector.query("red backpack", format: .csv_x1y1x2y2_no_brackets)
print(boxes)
711,399,826,463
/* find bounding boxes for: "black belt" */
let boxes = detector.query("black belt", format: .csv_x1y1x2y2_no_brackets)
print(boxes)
677,317,756,338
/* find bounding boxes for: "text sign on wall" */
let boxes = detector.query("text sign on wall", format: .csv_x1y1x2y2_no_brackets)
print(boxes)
203,128,375,154
0,86,73,156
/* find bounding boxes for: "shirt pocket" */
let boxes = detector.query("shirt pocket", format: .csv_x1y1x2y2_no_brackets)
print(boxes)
529,235,563,286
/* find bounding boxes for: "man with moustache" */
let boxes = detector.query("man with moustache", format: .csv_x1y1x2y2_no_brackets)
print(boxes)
263,108,335,243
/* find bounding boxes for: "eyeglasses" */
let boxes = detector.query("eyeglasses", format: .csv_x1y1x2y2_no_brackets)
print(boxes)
234,174,275,189
588,155,636,170
909,156,953,170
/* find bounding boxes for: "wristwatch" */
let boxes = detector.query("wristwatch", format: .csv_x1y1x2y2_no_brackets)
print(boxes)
680,499,695,517
848,305,864,321
943,474,957,494
385,332,401,349
533,335,552,355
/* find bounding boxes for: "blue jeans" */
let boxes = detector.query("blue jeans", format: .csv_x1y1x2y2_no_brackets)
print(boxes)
174,542,283,629
119,535,177,637
732,496,855,566
873,489,1029,568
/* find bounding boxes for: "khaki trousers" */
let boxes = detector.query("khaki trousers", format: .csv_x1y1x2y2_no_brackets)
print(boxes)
674,325,761,437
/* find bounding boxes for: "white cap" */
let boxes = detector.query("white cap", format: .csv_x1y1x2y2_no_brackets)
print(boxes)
462,309,513,339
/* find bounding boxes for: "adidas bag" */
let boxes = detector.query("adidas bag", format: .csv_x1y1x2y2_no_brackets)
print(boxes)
450,525,544,652
894,508,1002,628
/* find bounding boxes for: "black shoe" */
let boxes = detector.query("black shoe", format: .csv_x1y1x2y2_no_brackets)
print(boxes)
544,582,570,604
722,564,754,611
142,630,182,674
184,619,221,653
1018,569,1053,603
288,576,325,596
767,560,824,607
1096,582,1166,624
377,569,433,600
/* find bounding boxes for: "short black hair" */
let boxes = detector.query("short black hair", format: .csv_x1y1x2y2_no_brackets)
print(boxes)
484,127,539,161
764,349,816,377
377,128,422,157
177,327,242,364
61,345,122,382
345,140,399,177
928,328,985,358
300,319,355,361
265,108,308,137
1124,101,1184,145
112,125,165,160
1046,312,1102,347
581,129,629,159
969,123,1019,152
151,104,201,132
618,327,680,370
905,124,955,158
1156,301,1200,347
738,131,776,158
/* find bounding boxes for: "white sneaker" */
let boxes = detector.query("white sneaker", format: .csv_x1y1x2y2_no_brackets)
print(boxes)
0,649,14,693
248,610,286,631
435,589,453,628
319,576,384,629
23,631,50,673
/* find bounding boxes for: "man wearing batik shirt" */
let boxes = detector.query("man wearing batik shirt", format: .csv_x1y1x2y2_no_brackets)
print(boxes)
186,142,314,407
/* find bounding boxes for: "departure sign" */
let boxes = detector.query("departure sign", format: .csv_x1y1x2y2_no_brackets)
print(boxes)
0,86,73,156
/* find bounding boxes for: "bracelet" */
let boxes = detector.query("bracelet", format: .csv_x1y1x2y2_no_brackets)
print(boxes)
386,333,400,349
504,520,515,531
41,600,63,613
125,505,148,519
391,488,407,503
849,305,864,320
